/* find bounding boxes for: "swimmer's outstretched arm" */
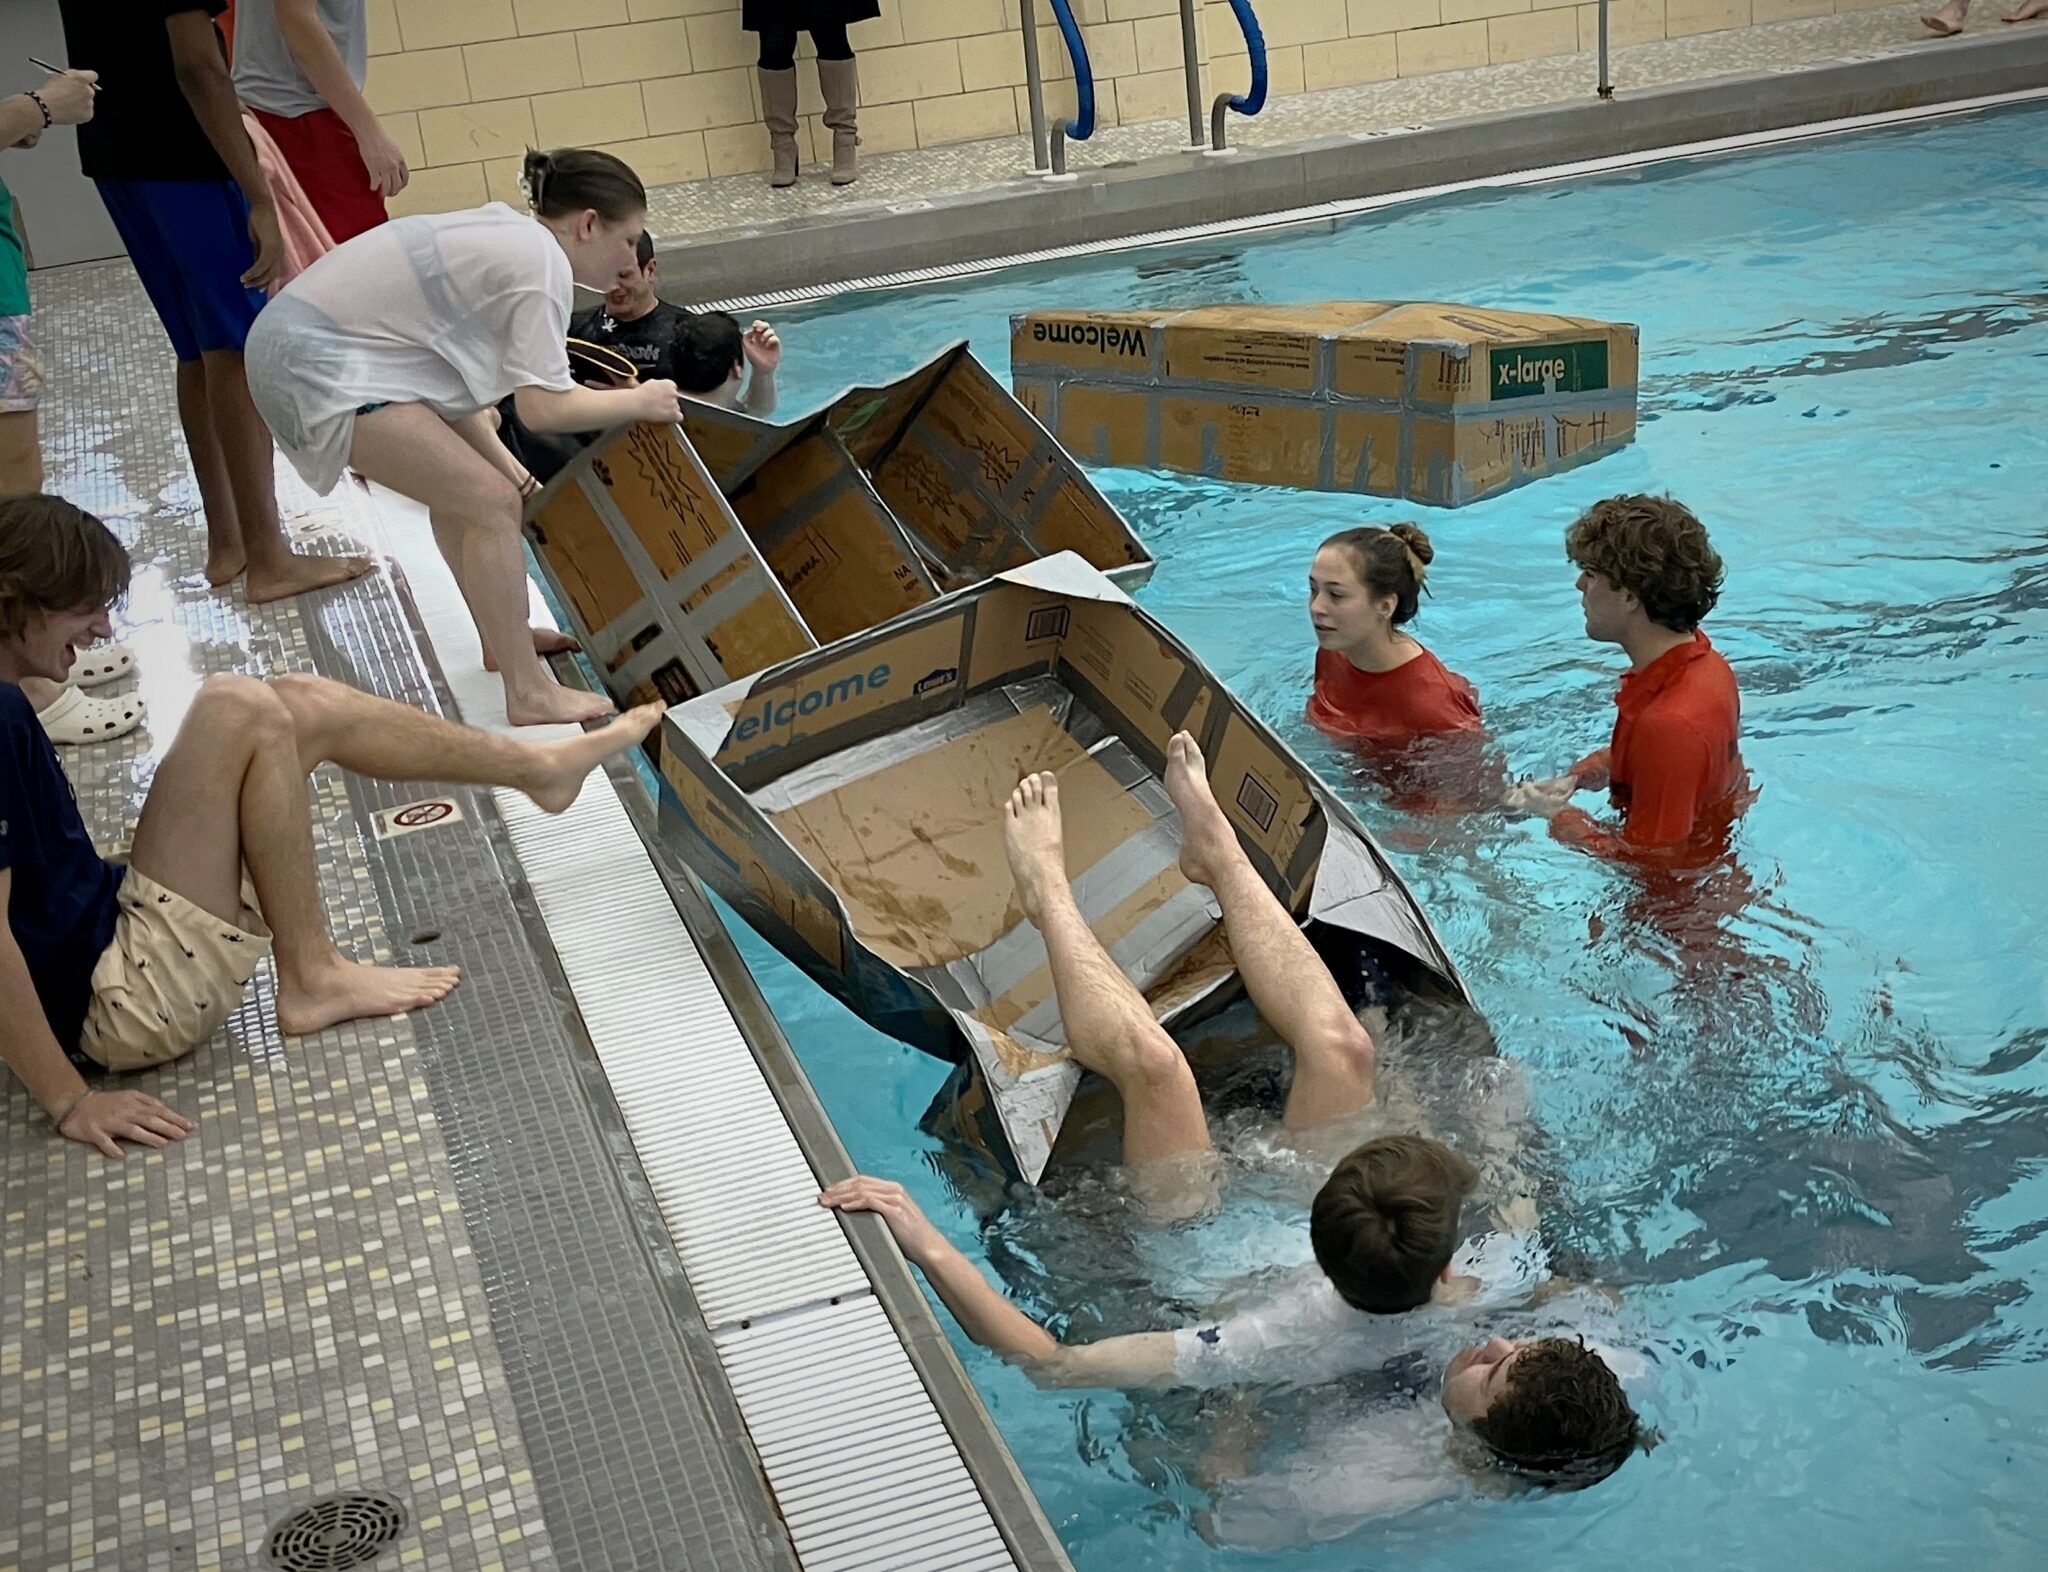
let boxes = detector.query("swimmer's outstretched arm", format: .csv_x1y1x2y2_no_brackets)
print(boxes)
821,1176,1179,1390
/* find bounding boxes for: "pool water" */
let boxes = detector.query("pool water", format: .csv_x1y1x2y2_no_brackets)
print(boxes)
701,103,2048,1569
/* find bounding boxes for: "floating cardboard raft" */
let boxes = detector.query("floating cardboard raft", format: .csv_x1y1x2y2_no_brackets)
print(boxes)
1010,302,1639,507
526,344,1153,713
658,554,1472,1184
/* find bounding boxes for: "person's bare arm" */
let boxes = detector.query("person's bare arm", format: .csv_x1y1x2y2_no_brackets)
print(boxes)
821,1176,1181,1389
273,0,408,195
514,377,683,434
2,70,97,149
165,7,282,288
0,870,194,1157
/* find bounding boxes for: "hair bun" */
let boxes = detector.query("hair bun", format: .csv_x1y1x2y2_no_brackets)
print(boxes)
521,148,552,206
1388,522,1434,568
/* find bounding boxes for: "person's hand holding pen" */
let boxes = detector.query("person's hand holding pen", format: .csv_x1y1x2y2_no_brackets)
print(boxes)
10,61,98,149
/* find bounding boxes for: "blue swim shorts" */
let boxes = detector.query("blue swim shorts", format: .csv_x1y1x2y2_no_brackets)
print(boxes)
95,178,269,363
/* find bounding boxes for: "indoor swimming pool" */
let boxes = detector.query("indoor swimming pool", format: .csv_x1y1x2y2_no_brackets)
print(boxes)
696,100,2048,1568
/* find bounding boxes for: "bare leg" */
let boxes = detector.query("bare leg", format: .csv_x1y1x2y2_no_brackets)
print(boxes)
199,349,371,603
172,358,248,585
0,407,42,492
350,404,611,726
1164,732,1376,1130
266,673,659,812
446,411,579,665
1923,0,1969,30
125,676,460,1035
1004,772,1212,1168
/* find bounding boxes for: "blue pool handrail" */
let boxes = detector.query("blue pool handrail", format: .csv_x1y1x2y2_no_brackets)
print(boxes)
1208,0,1268,154
1047,0,1096,176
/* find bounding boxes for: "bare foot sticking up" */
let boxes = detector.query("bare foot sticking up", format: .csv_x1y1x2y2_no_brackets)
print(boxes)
275,954,463,1036
1922,0,1968,31
1163,731,1236,889
245,553,376,604
1003,771,1068,928
524,703,663,813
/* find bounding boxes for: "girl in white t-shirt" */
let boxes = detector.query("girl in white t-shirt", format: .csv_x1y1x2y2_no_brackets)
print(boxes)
246,148,683,725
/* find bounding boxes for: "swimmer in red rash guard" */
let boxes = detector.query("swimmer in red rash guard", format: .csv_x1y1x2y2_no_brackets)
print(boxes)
1307,524,1482,746
1505,494,1748,858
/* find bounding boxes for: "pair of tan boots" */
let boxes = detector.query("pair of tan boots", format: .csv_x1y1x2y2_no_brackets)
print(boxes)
760,59,859,188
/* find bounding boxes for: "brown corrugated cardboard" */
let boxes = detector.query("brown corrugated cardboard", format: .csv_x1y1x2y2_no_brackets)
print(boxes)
528,345,1155,715
1010,303,1639,507
658,553,1472,1183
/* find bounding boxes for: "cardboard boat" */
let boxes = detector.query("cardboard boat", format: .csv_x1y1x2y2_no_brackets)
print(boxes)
656,553,1474,1184
524,343,1152,713
1010,302,1639,507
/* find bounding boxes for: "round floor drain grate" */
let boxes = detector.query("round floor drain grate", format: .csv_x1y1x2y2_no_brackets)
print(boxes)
264,1491,409,1571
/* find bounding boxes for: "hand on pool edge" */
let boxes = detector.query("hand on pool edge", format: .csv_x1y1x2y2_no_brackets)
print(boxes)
819,1174,950,1268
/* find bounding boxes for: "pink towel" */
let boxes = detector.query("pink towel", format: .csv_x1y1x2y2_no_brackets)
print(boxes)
244,111,334,292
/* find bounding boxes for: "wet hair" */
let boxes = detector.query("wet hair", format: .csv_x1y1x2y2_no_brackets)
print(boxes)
1565,493,1723,632
1311,1135,1479,1313
0,494,129,640
669,311,744,394
521,147,646,225
1470,1337,1641,1485
1318,523,1434,625
634,229,656,271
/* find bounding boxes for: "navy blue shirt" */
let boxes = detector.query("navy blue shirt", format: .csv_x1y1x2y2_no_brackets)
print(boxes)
0,684,125,1061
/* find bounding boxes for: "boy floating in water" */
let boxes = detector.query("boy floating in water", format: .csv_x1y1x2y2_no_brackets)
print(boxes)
823,737,1637,1491
1506,494,1747,857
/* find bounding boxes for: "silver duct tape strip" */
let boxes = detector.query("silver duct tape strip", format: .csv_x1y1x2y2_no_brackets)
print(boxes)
654,516,758,604
1004,880,1221,1046
749,676,1071,814
1012,364,1636,421
580,472,730,691
741,462,867,553
958,1018,1083,1185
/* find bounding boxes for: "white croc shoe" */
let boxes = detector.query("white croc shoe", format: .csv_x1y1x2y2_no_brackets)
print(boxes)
37,685,144,746
69,641,136,688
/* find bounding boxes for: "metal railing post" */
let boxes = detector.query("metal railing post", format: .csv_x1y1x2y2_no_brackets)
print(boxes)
1021,0,1051,171
1179,0,1205,148
1598,0,1613,99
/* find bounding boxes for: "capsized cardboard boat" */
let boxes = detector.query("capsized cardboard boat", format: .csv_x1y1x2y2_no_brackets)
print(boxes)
657,553,1474,1184
1010,303,1639,507
523,343,1152,712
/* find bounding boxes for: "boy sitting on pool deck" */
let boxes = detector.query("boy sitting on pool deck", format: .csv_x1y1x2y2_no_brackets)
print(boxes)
1506,494,1746,856
0,493,661,1159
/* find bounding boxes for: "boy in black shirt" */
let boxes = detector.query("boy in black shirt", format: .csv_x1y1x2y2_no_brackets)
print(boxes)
570,230,689,382
0,494,659,1159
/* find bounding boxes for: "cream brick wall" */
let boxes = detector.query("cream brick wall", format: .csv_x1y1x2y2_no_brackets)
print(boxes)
359,0,1846,214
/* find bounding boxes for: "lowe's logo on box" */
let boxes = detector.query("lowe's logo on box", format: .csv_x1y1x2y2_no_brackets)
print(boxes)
1489,340,1608,399
1033,321,1148,358
733,663,892,742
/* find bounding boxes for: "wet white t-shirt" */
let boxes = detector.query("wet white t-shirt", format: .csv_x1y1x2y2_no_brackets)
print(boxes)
245,204,576,492
1170,1231,1548,1391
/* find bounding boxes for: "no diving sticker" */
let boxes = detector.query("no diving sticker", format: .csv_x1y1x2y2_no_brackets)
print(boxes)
372,797,465,841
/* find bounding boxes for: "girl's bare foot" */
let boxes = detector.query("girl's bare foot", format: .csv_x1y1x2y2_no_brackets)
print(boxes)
276,955,462,1035
245,553,375,604
1922,0,1968,31
483,626,582,672
503,678,616,728
1002,771,1068,927
1163,731,1236,888
206,544,247,585
525,703,664,813
2006,0,2044,20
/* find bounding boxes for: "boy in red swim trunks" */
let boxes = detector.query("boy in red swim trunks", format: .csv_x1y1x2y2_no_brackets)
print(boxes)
1506,494,1746,856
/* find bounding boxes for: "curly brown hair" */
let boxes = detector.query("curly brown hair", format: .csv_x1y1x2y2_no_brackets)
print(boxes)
1471,1337,1640,1484
1565,494,1723,632
1310,1135,1479,1313
0,494,129,641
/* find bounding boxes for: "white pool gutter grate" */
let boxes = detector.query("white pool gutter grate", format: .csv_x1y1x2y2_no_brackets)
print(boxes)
365,484,1026,1571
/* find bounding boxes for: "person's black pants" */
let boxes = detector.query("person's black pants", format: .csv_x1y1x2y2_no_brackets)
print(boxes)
757,23,852,70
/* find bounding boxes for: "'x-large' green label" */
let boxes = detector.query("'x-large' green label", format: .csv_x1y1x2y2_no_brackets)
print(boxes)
1489,340,1610,399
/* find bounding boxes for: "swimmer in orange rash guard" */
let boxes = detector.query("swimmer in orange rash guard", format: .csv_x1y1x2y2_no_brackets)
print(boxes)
1505,494,1748,857
1307,524,1482,746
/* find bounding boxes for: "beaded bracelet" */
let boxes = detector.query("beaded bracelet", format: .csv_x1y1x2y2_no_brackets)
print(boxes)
27,91,53,130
